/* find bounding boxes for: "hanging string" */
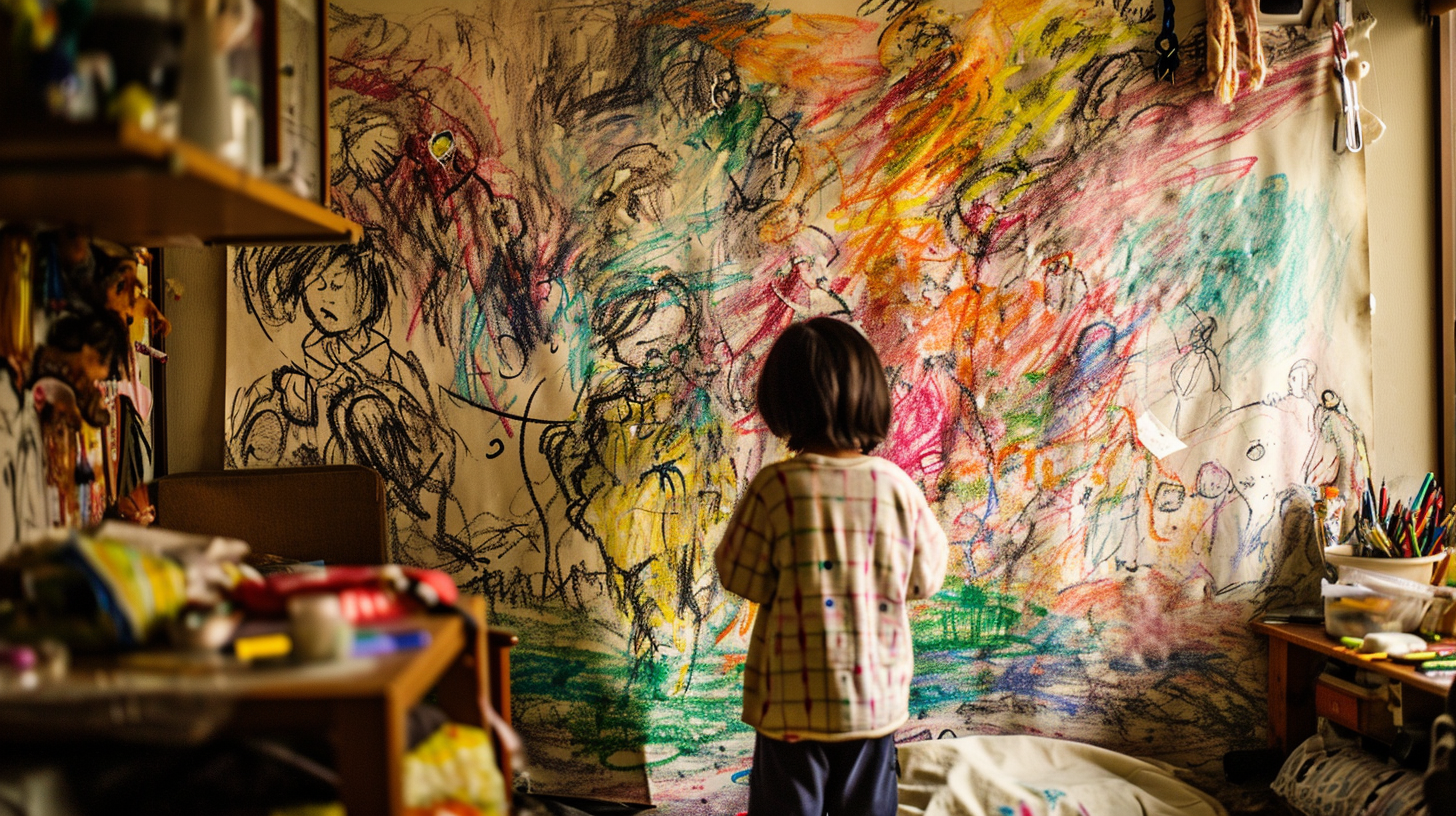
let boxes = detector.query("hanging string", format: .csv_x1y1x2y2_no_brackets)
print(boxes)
1205,0,1266,103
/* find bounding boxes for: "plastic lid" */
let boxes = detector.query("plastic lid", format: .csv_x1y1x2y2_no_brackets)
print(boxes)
1336,565,1440,599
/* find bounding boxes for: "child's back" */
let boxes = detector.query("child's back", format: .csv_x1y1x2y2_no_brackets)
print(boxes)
716,451,947,740
714,316,948,816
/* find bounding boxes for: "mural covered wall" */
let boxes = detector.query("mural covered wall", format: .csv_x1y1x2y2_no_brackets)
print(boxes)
226,0,1371,809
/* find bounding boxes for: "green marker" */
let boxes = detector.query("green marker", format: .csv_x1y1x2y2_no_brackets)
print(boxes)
1419,658,1456,673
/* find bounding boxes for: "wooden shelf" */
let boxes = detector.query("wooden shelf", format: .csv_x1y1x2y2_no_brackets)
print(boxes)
0,121,361,247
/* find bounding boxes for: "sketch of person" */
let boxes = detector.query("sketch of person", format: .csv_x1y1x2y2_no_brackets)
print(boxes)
541,274,733,686
1263,359,1319,435
230,242,461,566
1304,388,1371,498
1187,461,1250,589
1079,421,1152,577
1169,314,1231,437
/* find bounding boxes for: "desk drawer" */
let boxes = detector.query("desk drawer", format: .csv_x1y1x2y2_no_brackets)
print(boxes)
1315,680,1364,730
1315,675,1392,739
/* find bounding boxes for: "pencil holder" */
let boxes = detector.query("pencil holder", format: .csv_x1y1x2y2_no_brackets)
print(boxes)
1324,544,1443,584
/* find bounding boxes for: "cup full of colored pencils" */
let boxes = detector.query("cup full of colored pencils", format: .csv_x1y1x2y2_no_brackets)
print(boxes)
1344,472,1454,585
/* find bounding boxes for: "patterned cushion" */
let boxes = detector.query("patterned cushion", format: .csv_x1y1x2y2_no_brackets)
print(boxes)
1272,724,1427,816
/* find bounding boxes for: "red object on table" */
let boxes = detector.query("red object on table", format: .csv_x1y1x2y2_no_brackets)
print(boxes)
232,565,459,620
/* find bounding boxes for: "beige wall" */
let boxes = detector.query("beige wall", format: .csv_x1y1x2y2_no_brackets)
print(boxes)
163,5,1447,484
161,245,227,473
1366,0,1444,485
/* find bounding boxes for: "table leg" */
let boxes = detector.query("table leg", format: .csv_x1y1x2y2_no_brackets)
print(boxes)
1267,635,1322,755
332,697,405,816
437,596,488,730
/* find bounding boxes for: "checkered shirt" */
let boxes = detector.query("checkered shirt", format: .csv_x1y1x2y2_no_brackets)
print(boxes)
715,453,948,741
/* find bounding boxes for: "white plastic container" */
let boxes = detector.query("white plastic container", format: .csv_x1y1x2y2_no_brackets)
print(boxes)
1324,544,1444,585
1323,565,1440,637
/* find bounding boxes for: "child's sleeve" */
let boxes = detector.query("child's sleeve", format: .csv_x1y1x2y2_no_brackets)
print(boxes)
714,478,776,605
906,490,949,600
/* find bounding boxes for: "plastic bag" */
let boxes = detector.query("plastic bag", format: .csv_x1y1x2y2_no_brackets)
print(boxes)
403,723,507,816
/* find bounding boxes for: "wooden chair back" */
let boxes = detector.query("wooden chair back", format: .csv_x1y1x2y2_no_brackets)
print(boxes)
154,465,388,564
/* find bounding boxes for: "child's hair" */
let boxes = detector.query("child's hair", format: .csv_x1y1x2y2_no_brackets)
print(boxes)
756,316,891,454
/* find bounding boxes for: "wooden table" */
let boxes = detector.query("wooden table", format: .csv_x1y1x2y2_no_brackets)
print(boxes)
0,596,502,816
1253,620,1451,755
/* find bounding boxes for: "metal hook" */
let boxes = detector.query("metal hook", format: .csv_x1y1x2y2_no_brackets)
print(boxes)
1154,0,1179,83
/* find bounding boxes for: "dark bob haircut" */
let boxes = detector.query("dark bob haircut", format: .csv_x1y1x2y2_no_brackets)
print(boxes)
756,317,891,454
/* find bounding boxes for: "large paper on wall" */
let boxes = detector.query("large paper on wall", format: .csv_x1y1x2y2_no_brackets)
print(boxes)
226,1,1371,809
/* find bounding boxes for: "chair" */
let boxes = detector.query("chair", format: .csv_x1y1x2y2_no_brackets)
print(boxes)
154,465,388,565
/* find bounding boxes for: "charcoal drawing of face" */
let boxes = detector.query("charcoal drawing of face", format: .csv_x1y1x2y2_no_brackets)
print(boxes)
304,256,368,337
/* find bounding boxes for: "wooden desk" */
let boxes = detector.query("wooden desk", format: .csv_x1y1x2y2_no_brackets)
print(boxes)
0,596,502,816
1253,620,1451,755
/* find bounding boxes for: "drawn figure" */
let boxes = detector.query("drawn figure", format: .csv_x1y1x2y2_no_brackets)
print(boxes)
1186,461,1248,588
1304,388,1371,497
541,275,732,687
230,242,460,565
1170,314,1231,437
1264,358,1318,434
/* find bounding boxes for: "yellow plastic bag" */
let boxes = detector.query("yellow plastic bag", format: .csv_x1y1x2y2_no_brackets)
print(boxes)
403,723,507,816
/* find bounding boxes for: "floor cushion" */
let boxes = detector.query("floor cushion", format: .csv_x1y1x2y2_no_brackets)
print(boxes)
897,735,1228,816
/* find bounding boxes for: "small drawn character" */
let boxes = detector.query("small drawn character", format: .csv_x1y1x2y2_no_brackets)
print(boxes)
1170,314,1231,437
230,241,460,563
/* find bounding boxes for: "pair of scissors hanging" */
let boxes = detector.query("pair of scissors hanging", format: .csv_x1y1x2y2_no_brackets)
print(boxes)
1154,0,1179,82
1332,21,1363,153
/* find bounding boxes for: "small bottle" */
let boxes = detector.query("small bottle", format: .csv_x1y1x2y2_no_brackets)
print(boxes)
1314,486,1345,552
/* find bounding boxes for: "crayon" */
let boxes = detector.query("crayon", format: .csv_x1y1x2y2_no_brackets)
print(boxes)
1391,651,1442,663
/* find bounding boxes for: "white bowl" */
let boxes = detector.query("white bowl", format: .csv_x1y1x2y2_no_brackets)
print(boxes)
1324,544,1445,585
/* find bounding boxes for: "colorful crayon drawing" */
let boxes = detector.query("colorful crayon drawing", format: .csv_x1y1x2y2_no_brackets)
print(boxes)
225,0,1370,810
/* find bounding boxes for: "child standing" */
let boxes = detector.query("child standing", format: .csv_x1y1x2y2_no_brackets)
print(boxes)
715,317,949,815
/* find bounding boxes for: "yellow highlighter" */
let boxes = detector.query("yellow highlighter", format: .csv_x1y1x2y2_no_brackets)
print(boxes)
233,633,292,662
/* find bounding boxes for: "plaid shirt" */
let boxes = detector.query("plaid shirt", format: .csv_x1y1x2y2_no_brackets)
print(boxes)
715,453,948,741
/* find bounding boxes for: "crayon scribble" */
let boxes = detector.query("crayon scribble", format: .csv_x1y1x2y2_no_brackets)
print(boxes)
226,0,1369,811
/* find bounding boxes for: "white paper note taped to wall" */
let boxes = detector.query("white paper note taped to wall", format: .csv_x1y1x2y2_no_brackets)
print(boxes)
1135,410,1187,459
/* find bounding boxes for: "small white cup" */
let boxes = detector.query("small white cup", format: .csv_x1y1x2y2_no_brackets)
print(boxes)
288,593,353,662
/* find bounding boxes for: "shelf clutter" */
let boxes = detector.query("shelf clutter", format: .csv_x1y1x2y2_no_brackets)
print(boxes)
0,121,361,247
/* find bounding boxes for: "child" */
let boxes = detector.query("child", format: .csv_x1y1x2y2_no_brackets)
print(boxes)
715,316,949,816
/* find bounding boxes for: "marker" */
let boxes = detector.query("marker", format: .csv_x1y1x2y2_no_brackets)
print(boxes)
1419,657,1456,673
351,629,431,657
233,632,291,662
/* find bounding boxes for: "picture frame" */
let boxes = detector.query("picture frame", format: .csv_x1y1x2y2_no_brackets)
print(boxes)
261,0,329,207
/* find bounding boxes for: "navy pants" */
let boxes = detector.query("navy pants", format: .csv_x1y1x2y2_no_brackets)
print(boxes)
746,732,898,816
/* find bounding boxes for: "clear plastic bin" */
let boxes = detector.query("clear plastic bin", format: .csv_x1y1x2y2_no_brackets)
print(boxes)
1322,566,1439,638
